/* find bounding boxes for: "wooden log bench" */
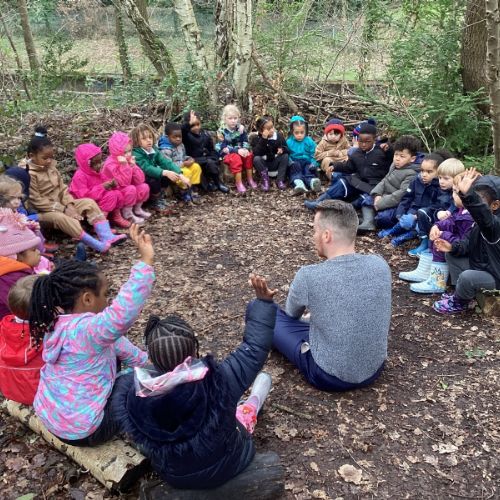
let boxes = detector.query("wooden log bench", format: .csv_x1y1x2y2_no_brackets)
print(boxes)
139,451,285,500
476,289,500,317
2,400,150,492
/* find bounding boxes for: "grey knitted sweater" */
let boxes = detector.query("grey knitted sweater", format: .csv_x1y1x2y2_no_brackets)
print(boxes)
285,253,392,383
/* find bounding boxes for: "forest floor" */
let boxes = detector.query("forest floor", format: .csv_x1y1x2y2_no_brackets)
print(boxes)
0,188,498,500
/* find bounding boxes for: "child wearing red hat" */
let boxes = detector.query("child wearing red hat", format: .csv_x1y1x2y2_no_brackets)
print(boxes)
314,119,350,180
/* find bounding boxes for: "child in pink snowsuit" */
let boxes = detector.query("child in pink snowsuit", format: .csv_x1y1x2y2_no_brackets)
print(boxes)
70,143,131,228
102,132,151,225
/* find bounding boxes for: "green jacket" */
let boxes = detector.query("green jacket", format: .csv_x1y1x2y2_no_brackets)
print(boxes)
133,146,181,180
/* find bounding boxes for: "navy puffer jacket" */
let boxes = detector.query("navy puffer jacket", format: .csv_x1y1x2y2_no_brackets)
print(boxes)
113,300,277,489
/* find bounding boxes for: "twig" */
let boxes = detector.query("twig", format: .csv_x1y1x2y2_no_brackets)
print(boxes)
272,403,312,420
198,313,243,334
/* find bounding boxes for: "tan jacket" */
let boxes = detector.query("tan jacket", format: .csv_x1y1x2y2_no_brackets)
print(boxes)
27,160,75,213
314,136,350,165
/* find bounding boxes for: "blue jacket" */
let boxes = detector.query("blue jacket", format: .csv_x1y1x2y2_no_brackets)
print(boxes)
396,175,440,219
113,300,277,489
286,136,318,166
429,188,455,216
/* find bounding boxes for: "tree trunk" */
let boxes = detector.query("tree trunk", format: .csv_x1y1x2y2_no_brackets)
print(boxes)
114,0,177,82
214,0,233,70
17,0,40,72
233,0,253,110
461,0,488,112
114,3,132,82
485,0,500,175
135,0,149,21
172,0,210,74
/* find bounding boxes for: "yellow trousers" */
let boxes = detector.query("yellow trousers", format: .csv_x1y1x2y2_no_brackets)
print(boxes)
181,163,202,186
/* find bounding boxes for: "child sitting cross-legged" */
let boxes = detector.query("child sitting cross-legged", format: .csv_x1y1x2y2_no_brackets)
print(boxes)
314,119,350,181
26,127,126,253
112,274,277,489
158,122,202,204
287,115,321,195
378,150,448,247
399,172,474,294
369,135,421,233
29,225,154,446
0,275,43,405
132,123,191,214
432,169,500,314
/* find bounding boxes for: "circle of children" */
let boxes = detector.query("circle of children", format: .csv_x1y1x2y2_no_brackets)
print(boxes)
0,102,498,489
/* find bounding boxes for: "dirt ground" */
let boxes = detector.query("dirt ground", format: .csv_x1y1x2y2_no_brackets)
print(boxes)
0,189,498,500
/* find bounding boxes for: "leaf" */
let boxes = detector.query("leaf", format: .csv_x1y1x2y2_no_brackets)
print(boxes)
338,464,363,484
310,461,319,472
15,495,36,500
433,443,458,454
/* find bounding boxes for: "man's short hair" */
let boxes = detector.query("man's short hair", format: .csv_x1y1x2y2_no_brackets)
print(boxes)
315,200,358,242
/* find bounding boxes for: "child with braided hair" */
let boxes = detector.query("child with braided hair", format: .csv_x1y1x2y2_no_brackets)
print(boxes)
113,274,277,489
29,224,154,446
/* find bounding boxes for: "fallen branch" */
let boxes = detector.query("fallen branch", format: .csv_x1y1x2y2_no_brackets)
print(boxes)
272,402,312,420
2,400,149,492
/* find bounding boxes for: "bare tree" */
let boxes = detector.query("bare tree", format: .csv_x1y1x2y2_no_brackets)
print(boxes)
172,0,210,74
233,0,253,109
485,0,500,174
214,0,233,70
135,0,149,21
114,3,132,82
17,0,40,72
113,0,177,82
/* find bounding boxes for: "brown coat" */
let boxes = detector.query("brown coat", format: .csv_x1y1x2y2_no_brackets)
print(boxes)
314,137,350,172
27,160,75,213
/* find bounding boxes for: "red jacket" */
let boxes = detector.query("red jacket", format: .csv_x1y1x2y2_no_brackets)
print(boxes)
0,315,44,405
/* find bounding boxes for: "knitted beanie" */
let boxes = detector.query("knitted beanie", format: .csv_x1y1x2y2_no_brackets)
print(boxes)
353,118,377,137
0,209,41,258
357,123,377,136
324,120,345,136
145,314,198,374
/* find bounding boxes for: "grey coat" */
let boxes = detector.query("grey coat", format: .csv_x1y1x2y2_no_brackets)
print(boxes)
371,163,420,211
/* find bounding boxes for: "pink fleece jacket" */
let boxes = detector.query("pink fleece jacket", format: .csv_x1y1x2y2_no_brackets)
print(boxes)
102,132,146,187
69,143,108,201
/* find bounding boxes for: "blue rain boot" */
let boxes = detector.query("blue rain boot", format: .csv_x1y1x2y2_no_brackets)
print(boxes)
410,261,449,294
79,231,110,253
378,222,404,239
304,191,331,211
391,230,417,247
399,251,433,282
94,220,127,246
408,236,429,257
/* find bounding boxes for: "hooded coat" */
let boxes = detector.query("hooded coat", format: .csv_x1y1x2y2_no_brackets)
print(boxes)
69,144,109,201
33,262,153,440
450,175,500,287
113,299,277,489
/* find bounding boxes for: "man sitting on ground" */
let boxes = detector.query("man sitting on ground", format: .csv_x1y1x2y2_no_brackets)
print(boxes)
273,200,392,391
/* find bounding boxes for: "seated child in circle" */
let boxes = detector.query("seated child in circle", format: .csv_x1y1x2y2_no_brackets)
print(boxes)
158,122,202,204
70,143,131,229
131,123,190,213
113,275,277,489
101,132,151,224
0,209,45,319
400,172,474,294
432,170,500,314
371,135,422,229
287,115,321,195
26,126,126,253
2,169,37,221
0,275,44,405
181,110,229,193
252,115,289,191
216,104,255,194
314,119,349,180
378,150,449,248
29,225,154,446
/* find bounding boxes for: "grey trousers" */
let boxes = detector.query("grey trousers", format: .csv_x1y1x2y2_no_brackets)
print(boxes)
445,253,496,300
253,154,289,182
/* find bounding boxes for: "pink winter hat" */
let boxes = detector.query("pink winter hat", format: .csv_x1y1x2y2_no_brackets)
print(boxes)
75,143,102,170
0,210,41,258
109,132,131,157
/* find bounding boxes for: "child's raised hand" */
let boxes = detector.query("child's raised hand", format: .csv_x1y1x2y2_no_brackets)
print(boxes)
248,273,278,302
434,238,452,252
457,168,481,196
189,110,197,125
130,224,154,266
